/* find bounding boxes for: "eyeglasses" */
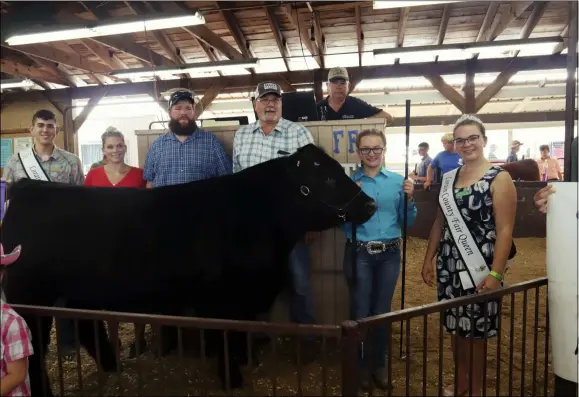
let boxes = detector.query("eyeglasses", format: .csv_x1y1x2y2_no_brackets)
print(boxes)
454,135,481,147
358,147,384,155
258,97,281,105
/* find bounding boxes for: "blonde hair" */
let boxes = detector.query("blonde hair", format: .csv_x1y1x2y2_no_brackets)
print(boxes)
441,133,454,143
101,126,125,148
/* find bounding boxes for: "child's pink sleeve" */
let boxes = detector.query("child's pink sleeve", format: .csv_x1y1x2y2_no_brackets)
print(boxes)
3,315,34,363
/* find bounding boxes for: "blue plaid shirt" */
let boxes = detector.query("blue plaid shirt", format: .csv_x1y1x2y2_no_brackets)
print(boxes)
143,130,232,187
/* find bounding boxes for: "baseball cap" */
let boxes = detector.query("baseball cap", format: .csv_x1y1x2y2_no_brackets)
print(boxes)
328,66,349,82
511,140,524,148
168,89,196,110
254,81,282,98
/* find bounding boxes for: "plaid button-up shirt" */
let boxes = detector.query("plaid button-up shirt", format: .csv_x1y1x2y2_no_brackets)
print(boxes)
232,118,314,173
1,300,34,397
143,130,232,188
2,146,84,185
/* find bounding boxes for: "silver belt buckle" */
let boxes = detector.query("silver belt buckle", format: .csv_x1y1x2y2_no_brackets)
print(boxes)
366,241,385,255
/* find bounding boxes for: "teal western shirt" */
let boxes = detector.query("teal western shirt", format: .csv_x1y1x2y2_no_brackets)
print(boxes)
343,167,418,242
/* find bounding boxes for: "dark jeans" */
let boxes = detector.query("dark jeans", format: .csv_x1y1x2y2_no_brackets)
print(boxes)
343,243,401,370
55,297,75,353
289,241,316,326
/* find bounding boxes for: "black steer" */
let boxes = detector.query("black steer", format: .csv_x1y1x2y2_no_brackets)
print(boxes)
1,144,376,396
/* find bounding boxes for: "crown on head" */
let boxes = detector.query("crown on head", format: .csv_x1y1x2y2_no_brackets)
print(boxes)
454,113,484,128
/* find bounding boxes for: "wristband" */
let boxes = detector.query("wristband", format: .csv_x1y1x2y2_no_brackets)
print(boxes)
490,270,503,282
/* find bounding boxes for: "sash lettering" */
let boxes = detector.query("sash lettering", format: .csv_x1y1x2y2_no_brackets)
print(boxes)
439,168,489,290
18,148,50,182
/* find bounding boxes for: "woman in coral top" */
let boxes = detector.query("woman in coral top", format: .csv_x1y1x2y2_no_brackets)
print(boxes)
84,127,146,188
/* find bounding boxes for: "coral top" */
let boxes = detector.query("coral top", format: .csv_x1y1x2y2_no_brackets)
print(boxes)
84,166,146,188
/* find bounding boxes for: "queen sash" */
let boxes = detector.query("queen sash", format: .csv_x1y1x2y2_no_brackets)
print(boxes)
439,168,489,291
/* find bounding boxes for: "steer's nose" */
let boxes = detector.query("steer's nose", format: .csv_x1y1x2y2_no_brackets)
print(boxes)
365,200,377,214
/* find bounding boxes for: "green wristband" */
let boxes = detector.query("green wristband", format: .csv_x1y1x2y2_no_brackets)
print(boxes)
490,270,503,282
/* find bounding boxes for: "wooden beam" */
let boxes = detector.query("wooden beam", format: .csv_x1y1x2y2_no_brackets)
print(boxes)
93,36,177,67
512,1,547,57
0,59,69,86
2,55,569,102
280,4,322,67
486,2,534,42
196,39,223,77
355,6,363,67
183,25,245,61
312,12,326,69
553,25,569,54
388,110,575,127
73,87,110,131
194,81,227,116
437,4,451,45
424,75,465,112
265,6,291,71
464,60,476,113
474,62,520,112
4,44,110,74
397,8,410,47
26,55,78,86
476,2,500,42
563,0,577,180
217,1,253,60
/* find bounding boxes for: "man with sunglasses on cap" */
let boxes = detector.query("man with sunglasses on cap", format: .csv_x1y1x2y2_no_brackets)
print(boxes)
317,67,393,124
232,81,318,362
143,89,232,188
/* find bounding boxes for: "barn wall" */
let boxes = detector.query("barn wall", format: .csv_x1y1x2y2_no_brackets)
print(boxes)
135,120,547,325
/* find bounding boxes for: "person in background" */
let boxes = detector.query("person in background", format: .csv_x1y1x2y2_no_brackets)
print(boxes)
84,127,146,188
506,140,523,163
89,157,107,170
534,136,578,212
1,109,84,360
424,133,462,189
1,244,33,397
84,127,146,358
342,129,417,390
317,67,394,123
232,81,318,362
537,144,562,181
143,89,232,188
409,142,432,183
421,114,517,397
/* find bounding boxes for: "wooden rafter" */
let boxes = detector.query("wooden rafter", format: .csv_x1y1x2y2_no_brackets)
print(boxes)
486,2,534,42
474,62,521,112
1,59,69,86
424,74,465,112
4,55,569,102
73,87,110,131
93,36,177,67
513,2,547,56
355,6,363,67
437,4,451,45
397,8,410,47
183,25,245,61
217,1,253,60
553,25,569,54
312,12,326,69
280,4,322,68
476,3,500,42
194,81,228,116
26,55,78,86
196,39,224,77
265,6,291,71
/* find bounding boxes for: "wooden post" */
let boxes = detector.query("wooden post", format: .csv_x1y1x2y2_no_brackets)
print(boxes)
563,1,577,182
464,59,476,114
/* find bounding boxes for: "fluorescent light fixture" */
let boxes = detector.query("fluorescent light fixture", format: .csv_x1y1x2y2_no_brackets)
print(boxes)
110,59,259,79
5,12,205,46
373,1,462,9
0,78,36,90
373,37,563,62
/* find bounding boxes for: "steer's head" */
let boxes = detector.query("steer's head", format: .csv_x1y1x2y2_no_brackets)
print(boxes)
284,144,376,231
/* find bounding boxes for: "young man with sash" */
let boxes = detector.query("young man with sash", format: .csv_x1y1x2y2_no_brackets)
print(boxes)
2,109,84,361
421,114,517,397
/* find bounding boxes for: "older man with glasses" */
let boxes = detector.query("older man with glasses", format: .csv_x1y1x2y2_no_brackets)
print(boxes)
232,81,319,362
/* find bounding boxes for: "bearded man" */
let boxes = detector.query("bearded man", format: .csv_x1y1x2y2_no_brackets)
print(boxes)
143,89,232,188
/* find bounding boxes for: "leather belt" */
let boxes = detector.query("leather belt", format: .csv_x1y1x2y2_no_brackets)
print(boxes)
347,239,400,255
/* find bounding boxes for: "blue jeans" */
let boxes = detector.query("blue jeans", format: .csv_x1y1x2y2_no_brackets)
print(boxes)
289,241,317,327
343,243,401,370
55,298,75,352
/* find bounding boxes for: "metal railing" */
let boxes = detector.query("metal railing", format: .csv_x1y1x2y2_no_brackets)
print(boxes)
10,277,550,396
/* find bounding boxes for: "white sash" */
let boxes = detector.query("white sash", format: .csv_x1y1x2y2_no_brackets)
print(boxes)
439,168,489,290
18,148,50,181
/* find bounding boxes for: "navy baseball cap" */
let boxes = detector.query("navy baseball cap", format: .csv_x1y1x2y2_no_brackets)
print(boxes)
168,90,195,109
